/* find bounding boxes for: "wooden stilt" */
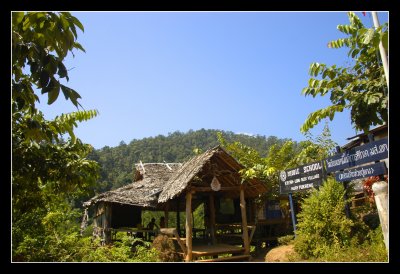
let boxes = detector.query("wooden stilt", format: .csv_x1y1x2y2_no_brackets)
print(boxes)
164,203,169,228
185,191,193,262
209,193,217,245
104,203,112,244
176,199,180,235
240,186,250,255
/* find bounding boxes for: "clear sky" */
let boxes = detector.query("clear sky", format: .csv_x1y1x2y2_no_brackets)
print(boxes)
36,11,388,149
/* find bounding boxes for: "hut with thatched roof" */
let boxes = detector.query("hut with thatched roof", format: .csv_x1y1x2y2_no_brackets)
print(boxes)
83,146,268,261
82,163,182,243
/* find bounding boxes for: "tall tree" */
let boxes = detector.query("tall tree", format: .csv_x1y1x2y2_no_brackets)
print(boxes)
301,12,388,134
12,12,99,261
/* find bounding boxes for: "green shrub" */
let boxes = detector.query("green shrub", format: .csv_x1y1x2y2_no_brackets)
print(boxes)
294,178,354,259
311,226,387,262
80,235,160,262
277,235,295,246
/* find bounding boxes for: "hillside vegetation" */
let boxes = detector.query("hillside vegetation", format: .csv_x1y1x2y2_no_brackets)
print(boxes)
87,129,292,196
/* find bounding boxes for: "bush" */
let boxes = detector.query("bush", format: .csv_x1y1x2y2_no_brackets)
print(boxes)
277,235,295,246
80,235,160,262
294,178,354,259
310,226,387,262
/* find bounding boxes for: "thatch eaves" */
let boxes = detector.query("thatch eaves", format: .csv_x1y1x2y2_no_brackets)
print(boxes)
83,163,182,208
158,146,267,203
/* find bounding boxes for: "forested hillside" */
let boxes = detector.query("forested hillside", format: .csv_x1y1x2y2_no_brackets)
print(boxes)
87,129,292,196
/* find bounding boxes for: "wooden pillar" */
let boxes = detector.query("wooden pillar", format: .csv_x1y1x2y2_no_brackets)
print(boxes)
104,203,112,244
240,186,250,255
164,203,169,228
176,199,180,234
185,191,193,262
209,193,217,245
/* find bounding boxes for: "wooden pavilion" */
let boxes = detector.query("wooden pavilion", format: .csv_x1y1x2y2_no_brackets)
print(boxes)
83,146,268,262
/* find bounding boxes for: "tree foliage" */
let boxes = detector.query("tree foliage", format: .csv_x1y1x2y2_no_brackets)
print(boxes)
87,129,290,196
217,123,337,202
301,12,388,134
12,12,85,114
12,12,100,261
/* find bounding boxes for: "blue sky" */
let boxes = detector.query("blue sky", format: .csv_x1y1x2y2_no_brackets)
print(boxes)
37,11,388,149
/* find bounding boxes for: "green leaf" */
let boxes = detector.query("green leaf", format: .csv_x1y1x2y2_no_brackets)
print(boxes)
57,62,68,78
73,42,86,53
39,71,50,88
22,16,31,31
322,69,329,79
301,105,344,133
68,20,78,38
60,14,69,30
47,82,60,104
12,12,25,26
351,48,359,58
71,15,84,32
362,29,374,44
60,85,78,106
328,70,336,80
381,32,388,52
45,55,58,76
60,84,71,100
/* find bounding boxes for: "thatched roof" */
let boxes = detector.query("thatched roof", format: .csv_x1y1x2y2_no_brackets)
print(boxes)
84,146,268,209
83,163,182,208
158,146,267,203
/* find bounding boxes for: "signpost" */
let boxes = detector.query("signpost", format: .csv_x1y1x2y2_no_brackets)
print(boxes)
335,162,387,182
279,160,325,236
278,137,388,236
325,137,388,173
279,161,325,195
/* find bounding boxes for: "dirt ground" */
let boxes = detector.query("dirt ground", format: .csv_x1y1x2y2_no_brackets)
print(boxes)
251,244,295,262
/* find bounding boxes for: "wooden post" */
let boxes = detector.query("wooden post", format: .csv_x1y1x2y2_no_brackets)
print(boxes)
164,203,169,228
240,186,250,255
209,193,217,245
185,191,193,262
176,199,180,235
288,193,297,237
104,203,112,244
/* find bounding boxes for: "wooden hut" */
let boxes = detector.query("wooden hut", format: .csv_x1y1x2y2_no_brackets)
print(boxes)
83,146,268,261
157,146,267,261
82,163,182,243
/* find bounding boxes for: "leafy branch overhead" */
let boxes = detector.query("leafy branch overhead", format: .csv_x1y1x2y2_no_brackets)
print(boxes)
12,12,85,113
301,12,388,134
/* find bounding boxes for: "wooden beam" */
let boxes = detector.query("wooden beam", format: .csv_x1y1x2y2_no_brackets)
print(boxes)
176,199,180,235
191,186,241,192
240,187,250,255
209,193,217,245
164,203,169,228
104,203,112,244
185,191,193,262
249,225,256,244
